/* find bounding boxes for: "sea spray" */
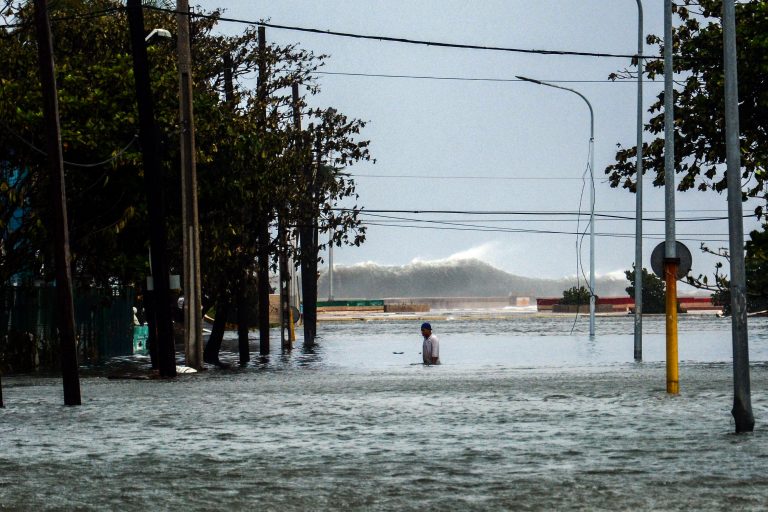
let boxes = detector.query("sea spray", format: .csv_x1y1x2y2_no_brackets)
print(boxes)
316,258,628,299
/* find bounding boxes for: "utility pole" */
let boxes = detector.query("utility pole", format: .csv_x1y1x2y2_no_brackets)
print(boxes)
278,74,296,351
328,229,334,301
307,128,323,343
298,104,318,347
256,26,270,355
34,0,81,405
278,213,293,350
177,0,202,370
290,82,305,346
663,0,678,395
723,0,754,433
633,0,645,361
223,53,250,365
127,0,176,378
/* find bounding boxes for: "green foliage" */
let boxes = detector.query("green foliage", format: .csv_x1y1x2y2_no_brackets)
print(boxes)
560,286,591,305
607,1,768,315
625,266,667,314
0,1,372,304
691,224,768,315
605,0,768,219
1,0,179,286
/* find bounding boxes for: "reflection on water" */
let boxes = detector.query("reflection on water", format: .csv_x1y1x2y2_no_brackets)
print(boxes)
2,315,768,511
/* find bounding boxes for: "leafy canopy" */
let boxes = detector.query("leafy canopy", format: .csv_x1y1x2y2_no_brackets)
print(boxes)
606,0,768,219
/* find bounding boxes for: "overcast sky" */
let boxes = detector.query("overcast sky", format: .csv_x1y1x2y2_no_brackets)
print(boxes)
214,0,761,288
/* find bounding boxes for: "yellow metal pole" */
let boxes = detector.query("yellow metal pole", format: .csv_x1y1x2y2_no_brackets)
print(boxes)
665,260,679,394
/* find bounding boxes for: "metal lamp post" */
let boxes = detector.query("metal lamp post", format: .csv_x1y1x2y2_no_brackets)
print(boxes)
516,76,596,336
723,0,754,433
633,0,645,361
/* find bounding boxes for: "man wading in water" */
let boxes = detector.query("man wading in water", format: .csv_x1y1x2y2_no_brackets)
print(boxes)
420,322,440,365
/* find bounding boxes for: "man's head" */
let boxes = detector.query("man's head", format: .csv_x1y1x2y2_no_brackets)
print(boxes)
420,322,432,336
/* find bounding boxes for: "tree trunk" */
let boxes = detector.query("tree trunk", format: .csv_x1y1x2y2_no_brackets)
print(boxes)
300,225,317,346
236,279,250,364
144,288,158,370
257,218,270,355
203,293,229,365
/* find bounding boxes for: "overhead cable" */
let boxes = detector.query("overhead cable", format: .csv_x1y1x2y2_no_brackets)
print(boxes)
142,4,653,61
315,71,661,83
360,220,734,242
341,208,751,222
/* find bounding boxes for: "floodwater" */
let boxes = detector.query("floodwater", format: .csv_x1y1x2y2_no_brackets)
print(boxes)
2,314,768,511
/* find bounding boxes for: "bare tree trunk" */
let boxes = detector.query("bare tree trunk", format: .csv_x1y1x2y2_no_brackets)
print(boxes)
203,293,229,365
236,280,250,364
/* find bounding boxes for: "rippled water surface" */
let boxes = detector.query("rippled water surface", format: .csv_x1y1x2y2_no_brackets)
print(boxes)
2,315,768,511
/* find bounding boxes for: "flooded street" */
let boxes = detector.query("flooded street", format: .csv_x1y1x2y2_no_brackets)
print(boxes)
3,315,768,510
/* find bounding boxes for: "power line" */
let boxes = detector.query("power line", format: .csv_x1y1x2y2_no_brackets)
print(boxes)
351,173,585,181
142,4,654,61
315,71,663,84
344,208,751,222
0,6,123,30
358,211,743,240
360,220,735,242
359,211,724,224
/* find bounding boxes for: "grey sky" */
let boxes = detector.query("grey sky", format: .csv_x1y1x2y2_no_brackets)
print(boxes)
215,1,761,288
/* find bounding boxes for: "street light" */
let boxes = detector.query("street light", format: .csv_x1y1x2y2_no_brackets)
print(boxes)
145,28,172,43
516,75,596,336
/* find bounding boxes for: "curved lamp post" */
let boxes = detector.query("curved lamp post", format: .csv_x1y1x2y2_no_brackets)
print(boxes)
516,75,596,337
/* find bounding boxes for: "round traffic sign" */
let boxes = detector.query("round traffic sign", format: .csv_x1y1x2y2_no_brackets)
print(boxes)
650,241,692,279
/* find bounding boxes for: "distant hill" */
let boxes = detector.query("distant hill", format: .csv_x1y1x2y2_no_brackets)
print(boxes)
316,258,629,299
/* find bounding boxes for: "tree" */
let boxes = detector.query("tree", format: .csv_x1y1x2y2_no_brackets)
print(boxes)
291,107,370,345
605,0,768,310
625,266,666,314
687,225,768,315
0,1,371,321
560,286,591,305
605,0,767,218
1,0,183,288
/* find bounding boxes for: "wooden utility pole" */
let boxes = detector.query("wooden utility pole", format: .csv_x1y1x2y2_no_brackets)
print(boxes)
278,82,306,350
288,82,305,347
177,0,203,369
278,215,293,350
300,127,322,346
223,53,250,365
34,0,81,405
127,0,176,377
296,84,316,347
256,26,271,355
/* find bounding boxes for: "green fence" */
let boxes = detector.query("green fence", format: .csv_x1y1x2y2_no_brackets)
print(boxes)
0,285,135,372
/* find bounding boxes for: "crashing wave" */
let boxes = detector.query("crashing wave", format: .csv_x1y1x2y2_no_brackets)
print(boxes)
316,258,629,299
